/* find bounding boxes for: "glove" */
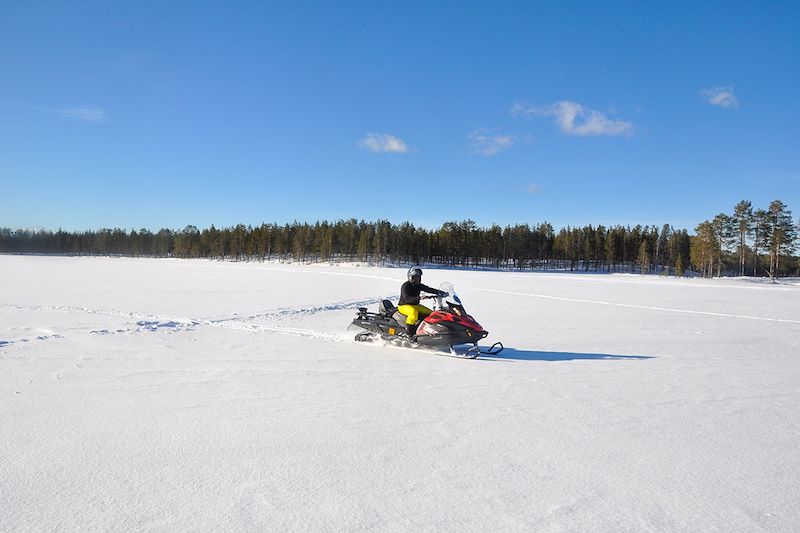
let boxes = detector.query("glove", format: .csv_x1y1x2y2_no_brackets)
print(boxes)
438,290,448,297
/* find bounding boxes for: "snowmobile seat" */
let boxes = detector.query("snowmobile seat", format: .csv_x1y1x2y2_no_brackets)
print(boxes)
379,299,397,316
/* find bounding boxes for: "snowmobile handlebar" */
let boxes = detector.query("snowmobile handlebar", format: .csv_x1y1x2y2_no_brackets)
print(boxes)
421,292,448,300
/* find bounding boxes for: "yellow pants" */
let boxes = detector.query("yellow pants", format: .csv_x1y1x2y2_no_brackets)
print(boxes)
397,304,433,325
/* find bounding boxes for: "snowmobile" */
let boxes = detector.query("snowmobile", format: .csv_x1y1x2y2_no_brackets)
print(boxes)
348,282,503,359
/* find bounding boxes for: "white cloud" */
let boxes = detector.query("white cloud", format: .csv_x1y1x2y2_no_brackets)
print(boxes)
468,129,515,156
701,86,739,108
512,100,633,137
358,133,410,153
55,106,106,123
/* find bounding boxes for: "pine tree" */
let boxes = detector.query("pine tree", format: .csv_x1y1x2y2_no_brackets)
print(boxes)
691,221,717,278
292,224,306,262
766,200,797,278
656,224,670,273
637,240,650,274
604,229,616,272
752,209,768,276
732,200,753,276
711,213,735,277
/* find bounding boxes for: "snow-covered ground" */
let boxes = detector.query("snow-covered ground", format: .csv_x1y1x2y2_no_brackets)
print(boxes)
1,255,799,532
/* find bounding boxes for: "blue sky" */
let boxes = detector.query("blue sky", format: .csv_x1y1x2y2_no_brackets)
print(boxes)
2,1,798,232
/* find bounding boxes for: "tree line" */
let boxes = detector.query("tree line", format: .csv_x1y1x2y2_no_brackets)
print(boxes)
691,200,798,278
2,199,797,277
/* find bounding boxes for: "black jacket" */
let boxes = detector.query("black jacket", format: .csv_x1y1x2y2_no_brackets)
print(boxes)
399,281,441,306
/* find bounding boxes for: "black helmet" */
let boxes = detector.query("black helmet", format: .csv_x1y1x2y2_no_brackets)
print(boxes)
407,266,422,281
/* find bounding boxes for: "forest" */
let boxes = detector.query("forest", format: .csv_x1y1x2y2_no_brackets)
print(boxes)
2,199,797,278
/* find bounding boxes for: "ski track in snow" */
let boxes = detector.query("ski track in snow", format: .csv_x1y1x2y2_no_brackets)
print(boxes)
207,319,349,343
0,325,65,348
0,296,395,347
203,295,396,323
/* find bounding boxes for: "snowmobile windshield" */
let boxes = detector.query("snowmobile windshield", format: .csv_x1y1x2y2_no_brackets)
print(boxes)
439,282,458,303
438,282,468,315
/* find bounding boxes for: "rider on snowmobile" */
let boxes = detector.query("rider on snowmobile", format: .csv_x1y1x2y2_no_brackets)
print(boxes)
398,267,446,337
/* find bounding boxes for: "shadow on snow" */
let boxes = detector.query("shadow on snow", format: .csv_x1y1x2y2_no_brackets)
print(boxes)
479,347,655,362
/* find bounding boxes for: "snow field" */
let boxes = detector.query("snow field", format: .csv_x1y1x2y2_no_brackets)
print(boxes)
1,255,799,531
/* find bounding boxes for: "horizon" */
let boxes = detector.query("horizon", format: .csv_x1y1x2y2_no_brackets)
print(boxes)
2,2,799,231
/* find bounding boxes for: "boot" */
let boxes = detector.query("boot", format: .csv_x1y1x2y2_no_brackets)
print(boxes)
405,323,417,338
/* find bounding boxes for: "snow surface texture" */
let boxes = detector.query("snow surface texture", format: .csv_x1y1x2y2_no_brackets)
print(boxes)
1,255,799,532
